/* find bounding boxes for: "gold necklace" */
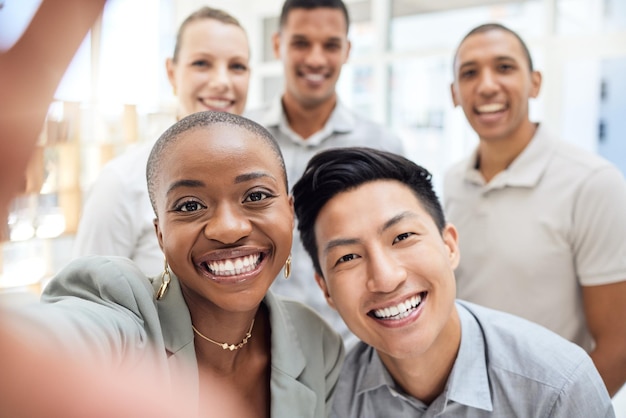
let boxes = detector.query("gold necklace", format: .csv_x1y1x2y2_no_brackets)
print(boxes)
191,319,255,351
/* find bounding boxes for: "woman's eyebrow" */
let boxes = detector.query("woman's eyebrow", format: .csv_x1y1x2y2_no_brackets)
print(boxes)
234,172,276,184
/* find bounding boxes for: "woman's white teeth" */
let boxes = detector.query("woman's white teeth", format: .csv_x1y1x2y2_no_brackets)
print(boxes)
203,99,231,109
207,254,259,276
373,294,422,320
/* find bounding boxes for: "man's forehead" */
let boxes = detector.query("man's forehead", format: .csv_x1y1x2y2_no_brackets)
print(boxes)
283,8,348,30
456,30,525,65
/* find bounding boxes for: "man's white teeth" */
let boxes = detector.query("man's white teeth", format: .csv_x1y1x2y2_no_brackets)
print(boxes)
477,103,505,113
304,74,324,82
373,294,422,320
207,254,259,276
203,99,231,109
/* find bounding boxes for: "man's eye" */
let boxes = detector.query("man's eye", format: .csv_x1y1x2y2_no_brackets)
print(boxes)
393,232,414,244
337,254,358,264
460,69,476,78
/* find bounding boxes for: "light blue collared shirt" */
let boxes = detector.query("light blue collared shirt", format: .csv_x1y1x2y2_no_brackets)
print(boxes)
331,300,614,417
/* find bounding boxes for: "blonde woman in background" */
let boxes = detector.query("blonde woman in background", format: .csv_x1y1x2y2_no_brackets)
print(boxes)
72,6,251,276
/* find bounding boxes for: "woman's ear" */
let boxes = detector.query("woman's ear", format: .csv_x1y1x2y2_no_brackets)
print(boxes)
153,218,164,252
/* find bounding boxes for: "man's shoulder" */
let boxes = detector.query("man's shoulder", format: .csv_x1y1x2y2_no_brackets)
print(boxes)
244,103,277,126
335,110,404,153
459,300,590,375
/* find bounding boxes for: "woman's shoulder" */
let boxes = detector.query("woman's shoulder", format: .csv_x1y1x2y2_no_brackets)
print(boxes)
265,291,344,356
43,255,155,306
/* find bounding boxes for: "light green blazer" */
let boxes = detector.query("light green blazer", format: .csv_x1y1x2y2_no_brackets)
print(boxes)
36,256,344,418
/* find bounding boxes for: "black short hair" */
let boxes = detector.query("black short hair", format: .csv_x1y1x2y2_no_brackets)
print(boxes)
453,23,534,74
293,147,445,277
146,111,287,215
279,0,350,32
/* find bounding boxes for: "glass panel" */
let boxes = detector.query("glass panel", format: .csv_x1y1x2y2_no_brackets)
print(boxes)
347,0,374,55
337,64,377,120
390,1,544,53
557,0,626,35
262,15,280,62
262,75,284,104
597,57,626,174
388,56,475,195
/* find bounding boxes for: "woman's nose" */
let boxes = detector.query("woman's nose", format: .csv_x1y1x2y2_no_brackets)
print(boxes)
203,203,252,244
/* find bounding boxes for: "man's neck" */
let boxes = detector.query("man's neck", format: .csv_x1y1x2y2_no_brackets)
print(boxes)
477,121,538,183
377,308,461,405
281,93,337,140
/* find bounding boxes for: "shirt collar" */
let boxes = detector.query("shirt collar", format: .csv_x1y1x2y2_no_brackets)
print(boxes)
463,124,555,190
355,345,395,395
265,95,355,146
353,302,494,413
444,301,493,412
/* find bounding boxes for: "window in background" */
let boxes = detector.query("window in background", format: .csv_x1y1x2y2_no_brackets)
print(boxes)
557,0,626,35
389,0,545,52
597,57,626,175
387,0,545,191
347,0,374,55
388,55,456,194
262,15,280,62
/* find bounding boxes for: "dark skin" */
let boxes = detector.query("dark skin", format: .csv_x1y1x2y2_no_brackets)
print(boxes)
195,305,271,418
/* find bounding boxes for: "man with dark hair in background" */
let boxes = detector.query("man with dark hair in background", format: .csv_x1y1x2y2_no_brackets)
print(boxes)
246,0,405,347
445,23,626,396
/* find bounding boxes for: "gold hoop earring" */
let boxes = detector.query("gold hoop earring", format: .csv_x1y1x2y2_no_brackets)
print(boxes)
156,259,171,300
284,254,292,280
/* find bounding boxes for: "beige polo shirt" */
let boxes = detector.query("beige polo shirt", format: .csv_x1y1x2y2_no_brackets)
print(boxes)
443,124,626,351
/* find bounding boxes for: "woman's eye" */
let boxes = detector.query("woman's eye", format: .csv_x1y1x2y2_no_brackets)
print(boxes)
231,62,248,72
244,191,271,202
393,232,414,244
191,60,209,68
176,201,204,212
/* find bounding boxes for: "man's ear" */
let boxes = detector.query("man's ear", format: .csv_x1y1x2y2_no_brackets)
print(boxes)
272,31,282,60
343,39,351,64
450,82,460,107
315,272,336,310
442,223,460,270
529,70,542,99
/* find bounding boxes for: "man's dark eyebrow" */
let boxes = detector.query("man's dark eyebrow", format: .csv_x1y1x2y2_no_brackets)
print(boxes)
323,238,361,255
234,172,276,184
323,211,417,255
458,55,517,70
379,211,416,234
291,34,343,43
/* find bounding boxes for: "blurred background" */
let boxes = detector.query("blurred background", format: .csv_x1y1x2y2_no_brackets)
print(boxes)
1,0,625,410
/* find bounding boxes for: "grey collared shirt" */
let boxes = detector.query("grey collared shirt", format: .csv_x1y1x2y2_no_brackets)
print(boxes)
245,97,405,349
331,300,615,417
